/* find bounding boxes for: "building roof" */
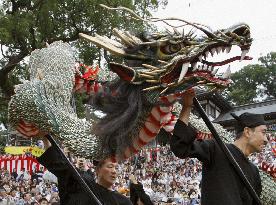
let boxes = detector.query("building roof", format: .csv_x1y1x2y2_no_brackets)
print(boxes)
214,99,276,125
196,90,233,112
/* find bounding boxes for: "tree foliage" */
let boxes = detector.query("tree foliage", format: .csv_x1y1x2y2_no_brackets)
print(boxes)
0,130,7,154
224,52,276,105
0,0,168,126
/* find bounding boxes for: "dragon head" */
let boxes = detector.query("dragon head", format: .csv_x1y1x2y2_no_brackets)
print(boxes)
80,21,252,97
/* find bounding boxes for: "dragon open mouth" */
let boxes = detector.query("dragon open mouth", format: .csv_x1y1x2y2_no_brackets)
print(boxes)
161,44,252,88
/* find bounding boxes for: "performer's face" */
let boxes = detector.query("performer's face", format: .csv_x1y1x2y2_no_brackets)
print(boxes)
247,125,268,153
97,158,118,189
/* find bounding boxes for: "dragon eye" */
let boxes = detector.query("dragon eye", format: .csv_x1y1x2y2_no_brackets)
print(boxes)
161,44,182,54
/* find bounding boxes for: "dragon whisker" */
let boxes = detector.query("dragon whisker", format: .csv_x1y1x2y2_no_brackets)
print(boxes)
145,80,160,83
197,80,207,84
99,4,146,22
139,73,155,79
142,85,162,91
158,60,168,64
100,4,213,34
142,64,161,70
160,87,169,95
112,28,136,46
141,70,163,75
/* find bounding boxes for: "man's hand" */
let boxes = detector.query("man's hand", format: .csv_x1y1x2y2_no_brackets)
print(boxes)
181,88,196,108
129,174,138,184
41,136,52,150
179,88,196,125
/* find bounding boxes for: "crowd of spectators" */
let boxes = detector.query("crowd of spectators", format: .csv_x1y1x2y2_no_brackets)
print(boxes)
0,166,59,204
0,132,275,205
114,145,202,205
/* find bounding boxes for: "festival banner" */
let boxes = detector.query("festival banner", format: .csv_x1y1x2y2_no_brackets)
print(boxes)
4,146,45,157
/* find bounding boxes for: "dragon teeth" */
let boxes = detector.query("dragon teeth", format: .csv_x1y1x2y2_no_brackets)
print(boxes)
203,64,208,70
205,51,209,58
191,62,197,71
211,67,219,75
222,65,231,79
211,48,216,56
240,49,249,61
178,63,189,83
198,55,203,62
208,66,213,71
225,46,232,53
216,47,222,54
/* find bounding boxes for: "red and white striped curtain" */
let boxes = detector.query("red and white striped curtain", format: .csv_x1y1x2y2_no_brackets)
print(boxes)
0,155,44,174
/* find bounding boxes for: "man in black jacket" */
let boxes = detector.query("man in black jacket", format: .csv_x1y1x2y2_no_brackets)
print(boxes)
170,89,268,205
37,137,153,205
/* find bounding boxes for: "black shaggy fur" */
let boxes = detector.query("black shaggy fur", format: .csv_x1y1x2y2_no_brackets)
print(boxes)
88,79,148,157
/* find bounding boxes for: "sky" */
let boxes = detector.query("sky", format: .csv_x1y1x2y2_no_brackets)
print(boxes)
153,0,276,73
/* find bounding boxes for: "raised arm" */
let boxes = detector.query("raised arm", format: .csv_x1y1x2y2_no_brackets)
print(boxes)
170,89,215,164
37,136,71,178
129,174,154,205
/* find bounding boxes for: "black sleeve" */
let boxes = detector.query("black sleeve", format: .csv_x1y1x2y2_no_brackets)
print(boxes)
170,120,216,164
130,183,154,205
37,146,69,178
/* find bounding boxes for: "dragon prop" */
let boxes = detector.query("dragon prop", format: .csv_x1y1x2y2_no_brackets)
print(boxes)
7,6,275,204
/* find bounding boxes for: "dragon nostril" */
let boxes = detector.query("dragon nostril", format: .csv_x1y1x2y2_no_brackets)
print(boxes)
240,39,245,45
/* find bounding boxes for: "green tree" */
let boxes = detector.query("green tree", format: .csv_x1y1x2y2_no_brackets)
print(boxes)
224,52,276,105
0,0,168,126
0,130,7,154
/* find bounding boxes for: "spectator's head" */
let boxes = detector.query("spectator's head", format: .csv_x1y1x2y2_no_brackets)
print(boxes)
94,158,118,189
10,188,17,197
51,190,59,201
34,193,43,202
30,185,37,194
63,147,70,158
0,187,7,197
3,184,11,194
20,186,26,193
39,198,49,205
33,178,38,184
23,192,32,201
231,112,268,154
76,158,86,171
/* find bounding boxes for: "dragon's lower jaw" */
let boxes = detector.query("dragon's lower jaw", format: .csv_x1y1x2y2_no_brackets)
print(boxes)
161,53,252,89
